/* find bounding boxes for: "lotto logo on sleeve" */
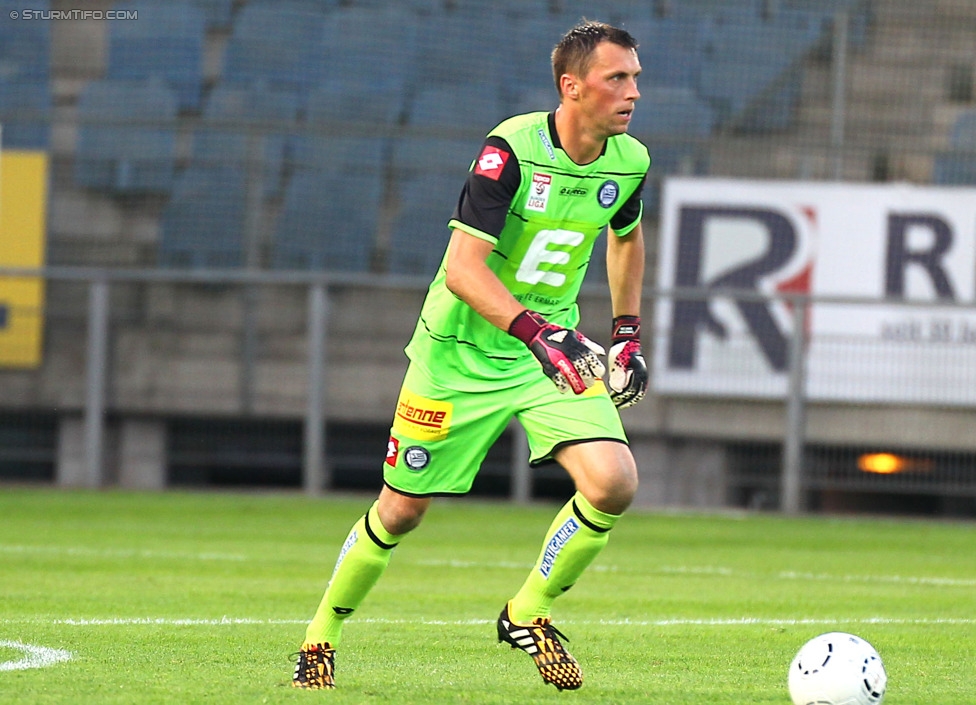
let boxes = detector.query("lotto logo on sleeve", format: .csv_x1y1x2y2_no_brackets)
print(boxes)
385,436,400,467
392,388,453,441
474,146,510,180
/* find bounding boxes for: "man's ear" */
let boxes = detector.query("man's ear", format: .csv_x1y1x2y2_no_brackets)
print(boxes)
559,73,580,100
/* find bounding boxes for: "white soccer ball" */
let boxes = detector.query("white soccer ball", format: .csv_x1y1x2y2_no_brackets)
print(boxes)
788,632,887,705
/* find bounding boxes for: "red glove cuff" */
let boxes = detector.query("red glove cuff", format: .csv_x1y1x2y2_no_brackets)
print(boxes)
508,309,548,345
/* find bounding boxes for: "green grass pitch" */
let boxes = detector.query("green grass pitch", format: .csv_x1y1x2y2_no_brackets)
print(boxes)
1,487,974,703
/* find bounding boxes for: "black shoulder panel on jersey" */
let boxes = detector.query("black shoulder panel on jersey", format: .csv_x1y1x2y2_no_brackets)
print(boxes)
609,174,646,232
450,136,522,240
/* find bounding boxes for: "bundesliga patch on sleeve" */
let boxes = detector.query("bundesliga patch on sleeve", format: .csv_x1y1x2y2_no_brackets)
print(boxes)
474,145,510,180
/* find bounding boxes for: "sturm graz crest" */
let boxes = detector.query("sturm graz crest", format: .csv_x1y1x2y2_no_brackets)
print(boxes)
597,180,619,208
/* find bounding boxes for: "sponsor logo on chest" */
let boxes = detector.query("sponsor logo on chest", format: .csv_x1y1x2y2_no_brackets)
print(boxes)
526,173,552,212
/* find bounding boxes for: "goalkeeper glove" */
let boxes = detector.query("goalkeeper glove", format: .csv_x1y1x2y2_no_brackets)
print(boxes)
508,310,606,395
608,315,648,409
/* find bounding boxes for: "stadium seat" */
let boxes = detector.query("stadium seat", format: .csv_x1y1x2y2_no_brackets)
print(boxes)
306,7,416,132
74,79,178,194
387,172,457,277
391,135,480,182
192,84,299,196
933,111,976,185
222,2,326,98
411,11,507,92
504,15,567,111
271,169,383,272
622,16,708,90
697,15,820,131
312,6,419,101
388,135,475,276
0,0,51,149
272,136,385,271
932,155,976,186
0,80,51,149
628,87,713,178
188,0,234,30
406,84,506,134
0,0,50,82
158,166,247,268
780,0,870,49
948,111,976,151
107,1,206,112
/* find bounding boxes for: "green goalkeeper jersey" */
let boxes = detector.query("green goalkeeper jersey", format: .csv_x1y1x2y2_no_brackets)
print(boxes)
405,111,650,391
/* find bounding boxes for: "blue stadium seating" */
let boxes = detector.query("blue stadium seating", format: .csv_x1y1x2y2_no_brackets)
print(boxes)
509,86,559,118
391,135,480,183
623,16,708,90
387,172,456,277
406,84,506,133
0,80,51,149
107,1,206,112
192,84,299,196
272,136,385,271
305,7,413,136
271,169,383,272
0,0,51,148
188,0,234,30
389,135,475,276
411,11,507,91
504,15,567,109
629,87,713,179
222,2,326,98
74,79,178,194
158,166,248,268
312,6,418,100
697,14,820,131
933,111,976,186
0,0,50,82
392,82,507,274
781,0,871,49
947,111,976,151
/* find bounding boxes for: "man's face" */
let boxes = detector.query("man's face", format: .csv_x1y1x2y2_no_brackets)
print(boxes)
574,41,641,137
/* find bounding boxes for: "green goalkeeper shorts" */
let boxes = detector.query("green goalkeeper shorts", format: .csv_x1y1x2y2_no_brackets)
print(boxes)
383,361,629,497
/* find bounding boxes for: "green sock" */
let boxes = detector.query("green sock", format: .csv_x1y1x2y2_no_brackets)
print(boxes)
304,501,401,647
509,492,621,624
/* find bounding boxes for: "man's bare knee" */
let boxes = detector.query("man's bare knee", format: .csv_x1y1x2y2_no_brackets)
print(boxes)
587,468,638,515
377,486,431,536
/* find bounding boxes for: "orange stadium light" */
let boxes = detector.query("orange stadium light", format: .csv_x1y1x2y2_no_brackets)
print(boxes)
857,453,933,475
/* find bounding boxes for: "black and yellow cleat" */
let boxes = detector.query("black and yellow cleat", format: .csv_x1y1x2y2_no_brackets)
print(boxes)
496,602,583,691
292,642,336,689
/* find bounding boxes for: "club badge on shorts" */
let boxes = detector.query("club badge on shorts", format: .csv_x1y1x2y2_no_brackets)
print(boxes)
403,446,430,471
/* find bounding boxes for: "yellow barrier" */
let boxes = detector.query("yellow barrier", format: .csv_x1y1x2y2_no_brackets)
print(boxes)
0,150,49,368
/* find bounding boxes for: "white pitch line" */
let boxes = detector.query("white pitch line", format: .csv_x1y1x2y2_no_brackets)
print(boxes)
415,559,976,587
0,544,246,562
0,641,73,672
2,616,974,628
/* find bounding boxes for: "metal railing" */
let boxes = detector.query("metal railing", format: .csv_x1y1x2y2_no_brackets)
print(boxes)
4,266,976,513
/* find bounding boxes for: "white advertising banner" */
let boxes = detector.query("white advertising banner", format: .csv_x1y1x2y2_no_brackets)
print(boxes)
654,178,976,405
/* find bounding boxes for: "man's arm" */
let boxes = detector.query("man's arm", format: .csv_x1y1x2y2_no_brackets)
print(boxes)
444,227,524,331
605,222,648,408
606,221,645,318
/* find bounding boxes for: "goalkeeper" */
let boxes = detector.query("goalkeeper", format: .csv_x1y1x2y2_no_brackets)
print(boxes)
294,19,650,692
